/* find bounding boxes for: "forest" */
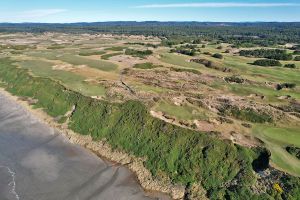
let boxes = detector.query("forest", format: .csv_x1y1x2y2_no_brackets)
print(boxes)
1,22,300,47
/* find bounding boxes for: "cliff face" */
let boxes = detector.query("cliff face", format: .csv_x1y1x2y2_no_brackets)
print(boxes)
0,89,185,200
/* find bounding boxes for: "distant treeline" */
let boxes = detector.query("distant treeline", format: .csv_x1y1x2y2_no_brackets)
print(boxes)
240,49,293,60
0,22,300,46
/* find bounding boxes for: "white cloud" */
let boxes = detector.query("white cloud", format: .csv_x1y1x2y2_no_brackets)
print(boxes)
134,2,300,8
20,9,67,18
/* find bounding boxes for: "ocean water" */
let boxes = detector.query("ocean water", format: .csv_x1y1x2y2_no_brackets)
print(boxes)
0,93,168,200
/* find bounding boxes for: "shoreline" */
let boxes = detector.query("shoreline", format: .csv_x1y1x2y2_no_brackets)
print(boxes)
0,88,185,200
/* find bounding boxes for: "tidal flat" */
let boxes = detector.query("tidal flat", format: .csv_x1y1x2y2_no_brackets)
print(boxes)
0,93,167,200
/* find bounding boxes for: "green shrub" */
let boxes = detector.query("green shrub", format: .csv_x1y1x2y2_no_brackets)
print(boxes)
225,76,245,84
218,105,273,123
284,64,296,68
276,83,296,90
240,49,293,60
125,49,153,58
133,63,162,69
253,59,282,67
212,53,223,59
286,146,300,160
294,56,300,61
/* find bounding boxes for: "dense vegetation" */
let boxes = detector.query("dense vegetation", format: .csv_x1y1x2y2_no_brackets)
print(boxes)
125,49,153,58
225,76,245,84
212,53,223,59
276,83,296,91
240,49,293,60
133,62,161,69
125,42,158,48
2,58,299,199
1,22,299,47
253,59,282,67
170,44,200,56
286,146,300,160
294,56,300,61
218,105,273,123
170,67,201,75
190,58,231,72
284,64,296,69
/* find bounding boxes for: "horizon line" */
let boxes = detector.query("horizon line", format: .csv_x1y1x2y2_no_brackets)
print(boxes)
0,21,300,24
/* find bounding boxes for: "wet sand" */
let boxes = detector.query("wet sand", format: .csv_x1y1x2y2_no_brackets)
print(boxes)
0,93,168,200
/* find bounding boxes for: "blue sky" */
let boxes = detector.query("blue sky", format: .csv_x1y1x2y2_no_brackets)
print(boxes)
0,0,299,23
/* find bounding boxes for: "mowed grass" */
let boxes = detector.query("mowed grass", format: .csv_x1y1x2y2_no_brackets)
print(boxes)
101,52,123,60
153,100,209,120
160,53,202,69
57,54,118,72
16,60,106,96
253,125,300,176
78,50,106,56
159,53,227,76
228,84,300,102
222,52,300,84
104,46,126,51
25,51,118,72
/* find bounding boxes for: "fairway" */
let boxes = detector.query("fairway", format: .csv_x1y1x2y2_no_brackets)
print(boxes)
16,60,106,97
57,54,118,72
253,125,300,176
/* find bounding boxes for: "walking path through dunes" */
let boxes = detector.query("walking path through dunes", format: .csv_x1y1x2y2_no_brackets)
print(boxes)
2,57,300,199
